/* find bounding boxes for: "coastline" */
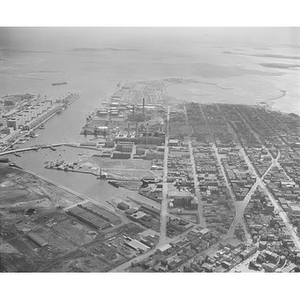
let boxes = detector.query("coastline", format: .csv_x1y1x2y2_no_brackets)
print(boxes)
267,96,300,117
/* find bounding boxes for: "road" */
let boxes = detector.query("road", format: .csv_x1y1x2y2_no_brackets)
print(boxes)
225,180,259,240
235,147,299,249
184,105,206,228
261,150,280,180
212,142,253,239
158,106,170,246
257,176,300,249
0,143,68,156
219,106,300,249
188,139,206,227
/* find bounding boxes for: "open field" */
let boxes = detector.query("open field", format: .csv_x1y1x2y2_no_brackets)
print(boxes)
91,156,151,169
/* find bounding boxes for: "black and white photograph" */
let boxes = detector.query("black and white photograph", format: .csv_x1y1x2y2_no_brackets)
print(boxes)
1,1,300,299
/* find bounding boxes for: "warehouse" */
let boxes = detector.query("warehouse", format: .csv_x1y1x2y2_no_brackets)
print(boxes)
125,239,150,253
27,232,48,247
67,206,111,230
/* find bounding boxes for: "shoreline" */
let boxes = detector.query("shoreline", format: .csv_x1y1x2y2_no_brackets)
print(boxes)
19,167,118,214
165,80,300,117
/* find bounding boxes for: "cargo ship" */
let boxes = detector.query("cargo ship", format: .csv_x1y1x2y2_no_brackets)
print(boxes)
52,82,67,86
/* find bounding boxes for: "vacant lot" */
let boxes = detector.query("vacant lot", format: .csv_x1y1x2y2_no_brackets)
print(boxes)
91,157,151,169
0,188,30,204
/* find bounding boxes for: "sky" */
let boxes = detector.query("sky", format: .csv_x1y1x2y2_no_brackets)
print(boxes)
1,27,300,51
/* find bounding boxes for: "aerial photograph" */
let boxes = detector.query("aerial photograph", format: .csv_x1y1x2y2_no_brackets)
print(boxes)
1,26,300,274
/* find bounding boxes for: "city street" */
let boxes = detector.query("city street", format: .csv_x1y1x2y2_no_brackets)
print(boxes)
158,106,170,246
184,105,206,228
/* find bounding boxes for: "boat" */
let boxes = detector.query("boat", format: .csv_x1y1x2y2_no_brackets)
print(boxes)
52,82,67,86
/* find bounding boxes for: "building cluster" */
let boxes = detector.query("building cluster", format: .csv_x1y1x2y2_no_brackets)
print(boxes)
186,102,210,145
237,105,284,153
3,98,52,131
249,249,288,272
220,148,256,200
183,238,257,272
222,104,300,241
185,102,236,232
0,93,34,107
133,227,221,272
201,103,236,148
167,142,194,189
263,166,300,232
168,108,190,140
83,86,166,143
138,182,163,204
84,96,166,162
193,144,235,231
245,148,272,177
95,225,158,268
244,187,300,271
168,188,198,211
256,107,300,148
167,216,194,237
219,104,261,148
120,203,161,232
165,108,196,199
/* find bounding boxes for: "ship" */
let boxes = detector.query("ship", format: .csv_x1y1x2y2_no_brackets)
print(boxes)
52,82,67,86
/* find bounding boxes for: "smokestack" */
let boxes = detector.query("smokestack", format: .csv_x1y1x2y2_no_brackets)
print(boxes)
127,123,130,137
143,98,145,115
136,122,139,137
146,123,149,144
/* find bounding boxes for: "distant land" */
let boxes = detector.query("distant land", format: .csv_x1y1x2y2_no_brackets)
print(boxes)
72,47,141,52
223,50,300,60
0,48,53,54
260,63,300,69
